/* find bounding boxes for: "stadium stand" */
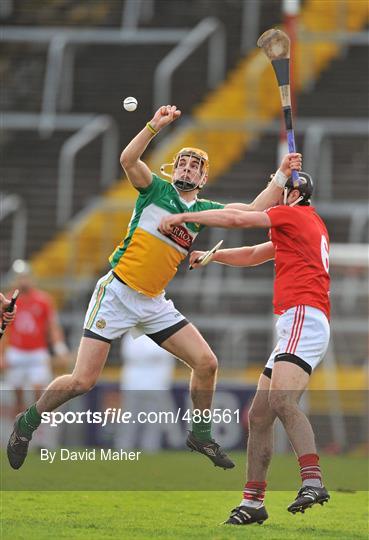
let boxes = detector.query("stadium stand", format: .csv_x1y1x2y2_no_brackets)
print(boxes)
1,1,367,371
0,0,283,275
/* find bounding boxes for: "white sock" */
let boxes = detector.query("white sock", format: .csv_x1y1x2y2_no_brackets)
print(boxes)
240,499,264,508
302,478,322,488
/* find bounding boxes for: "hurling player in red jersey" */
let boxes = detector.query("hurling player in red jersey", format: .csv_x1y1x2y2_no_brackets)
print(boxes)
1,260,69,413
6,107,301,473
160,155,330,524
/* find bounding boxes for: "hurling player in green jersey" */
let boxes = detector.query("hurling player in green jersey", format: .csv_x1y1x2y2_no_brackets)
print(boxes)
7,104,301,474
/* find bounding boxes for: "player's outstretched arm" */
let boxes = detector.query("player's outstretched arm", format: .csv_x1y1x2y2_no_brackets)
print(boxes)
159,208,271,234
120,105,181,190
190,242,274,268
225,152,302,212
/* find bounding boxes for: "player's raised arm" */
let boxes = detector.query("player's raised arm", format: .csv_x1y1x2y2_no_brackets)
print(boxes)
159,208,271,234
225,152,302,211
120,105,181,190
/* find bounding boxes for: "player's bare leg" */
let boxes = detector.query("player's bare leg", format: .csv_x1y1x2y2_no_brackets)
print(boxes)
225,374,274,525
161,323,234,469
269,361,330,513
36,338,110,412
161,324,217,410
269,362,314,454
188,358,215,407
247,374,276,481
7,337,110,469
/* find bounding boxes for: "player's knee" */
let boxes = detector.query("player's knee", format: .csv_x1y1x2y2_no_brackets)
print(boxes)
248,407,273,430
268,391,293,419
204,351,218,375
197,350,218,375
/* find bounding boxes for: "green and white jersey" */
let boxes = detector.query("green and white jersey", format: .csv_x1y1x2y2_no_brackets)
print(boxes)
109,174,224,297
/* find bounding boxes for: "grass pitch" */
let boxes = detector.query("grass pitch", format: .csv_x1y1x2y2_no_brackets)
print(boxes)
2,490,368,539
1,452,368,539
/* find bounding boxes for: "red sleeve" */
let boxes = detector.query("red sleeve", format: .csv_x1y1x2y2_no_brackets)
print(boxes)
266,206,295,228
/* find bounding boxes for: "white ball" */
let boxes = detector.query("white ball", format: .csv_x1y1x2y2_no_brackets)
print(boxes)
123,96,138,112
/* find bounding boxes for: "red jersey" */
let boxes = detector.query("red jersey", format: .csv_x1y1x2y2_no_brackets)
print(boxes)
7,289,55,350
266,205,330,319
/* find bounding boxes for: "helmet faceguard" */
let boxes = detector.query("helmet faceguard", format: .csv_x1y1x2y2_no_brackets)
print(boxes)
283,171,314,206
160,147,209,192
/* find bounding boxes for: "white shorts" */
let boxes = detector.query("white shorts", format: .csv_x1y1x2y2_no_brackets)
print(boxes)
5,347,52,388
83,270,187,343
265,305,330,376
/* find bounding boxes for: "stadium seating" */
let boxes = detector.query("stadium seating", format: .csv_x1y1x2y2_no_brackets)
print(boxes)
1,1,367,367
1,0,283,275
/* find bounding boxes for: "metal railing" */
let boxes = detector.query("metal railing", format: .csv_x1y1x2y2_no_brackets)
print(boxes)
0,26,189,136
0,193,27,264
153,17,225,112
302,123,369,201
3,22,366,140
241,0,261,54
0,112,96,130
2,112,119,226
57,115,119,225
122,0,154,29
123,0,260,55
167,115,368,207
2,113,367,278
0,0,13,19
299,30,369,45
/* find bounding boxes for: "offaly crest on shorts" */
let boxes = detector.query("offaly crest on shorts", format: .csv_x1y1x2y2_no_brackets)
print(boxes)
96,319,106,329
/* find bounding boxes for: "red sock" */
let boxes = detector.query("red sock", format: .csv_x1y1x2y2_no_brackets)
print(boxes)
243,481,267,504
298,453,322,486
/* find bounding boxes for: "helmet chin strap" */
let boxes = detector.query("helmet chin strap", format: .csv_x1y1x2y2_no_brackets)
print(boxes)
283,187,303,206
289,196,303,207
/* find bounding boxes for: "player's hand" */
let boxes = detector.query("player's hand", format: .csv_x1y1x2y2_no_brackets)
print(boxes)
0,293,16,326
189,251,206,269
158,213,185,235
149,105,181,132
279,153,302,178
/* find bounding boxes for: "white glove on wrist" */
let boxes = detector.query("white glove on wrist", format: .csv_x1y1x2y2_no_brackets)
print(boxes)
273,169,288,188
53,342,69,356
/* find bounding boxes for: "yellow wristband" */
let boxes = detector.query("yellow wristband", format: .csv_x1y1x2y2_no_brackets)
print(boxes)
146,122,158,136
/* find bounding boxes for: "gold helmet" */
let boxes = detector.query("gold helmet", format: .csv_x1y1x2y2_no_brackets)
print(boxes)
160,147,209,191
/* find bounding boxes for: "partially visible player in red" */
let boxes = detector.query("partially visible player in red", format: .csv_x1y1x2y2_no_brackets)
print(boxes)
160,162,330,523
2,260,69,413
